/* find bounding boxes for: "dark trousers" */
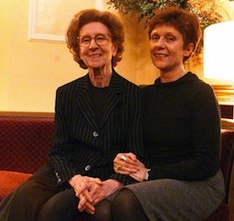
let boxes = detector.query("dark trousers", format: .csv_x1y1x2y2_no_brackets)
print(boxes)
0,166,88,221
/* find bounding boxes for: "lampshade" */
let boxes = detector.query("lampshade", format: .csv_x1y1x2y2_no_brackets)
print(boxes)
203,21,234,81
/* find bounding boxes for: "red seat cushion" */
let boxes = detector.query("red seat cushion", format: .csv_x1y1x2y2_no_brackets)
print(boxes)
0,170,32,201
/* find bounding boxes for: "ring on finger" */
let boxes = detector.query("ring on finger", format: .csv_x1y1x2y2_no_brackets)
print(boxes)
120,155,127,161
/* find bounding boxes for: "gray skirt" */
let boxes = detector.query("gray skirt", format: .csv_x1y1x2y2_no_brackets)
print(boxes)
123,169,225,221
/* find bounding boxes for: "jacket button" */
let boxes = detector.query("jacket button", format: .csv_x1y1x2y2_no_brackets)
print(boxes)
93,131,99,137
55,172,59,178
85,165,91,171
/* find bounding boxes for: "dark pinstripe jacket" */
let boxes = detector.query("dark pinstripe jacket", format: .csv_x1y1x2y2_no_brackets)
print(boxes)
46,70,144,186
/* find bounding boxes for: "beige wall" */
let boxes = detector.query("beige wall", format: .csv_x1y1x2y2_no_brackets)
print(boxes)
0,0,233,112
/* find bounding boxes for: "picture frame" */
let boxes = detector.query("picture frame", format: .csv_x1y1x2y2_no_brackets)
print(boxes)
230,0,234,6
28,0,104,42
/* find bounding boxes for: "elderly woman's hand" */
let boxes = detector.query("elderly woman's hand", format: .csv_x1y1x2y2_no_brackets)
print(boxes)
78,179,123,215
92,179,123,205
78,181,103,214
68,174,102,214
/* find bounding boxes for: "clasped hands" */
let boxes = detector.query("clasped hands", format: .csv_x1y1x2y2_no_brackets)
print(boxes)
69,174,121,215
113,152,148,182
68,152,146,215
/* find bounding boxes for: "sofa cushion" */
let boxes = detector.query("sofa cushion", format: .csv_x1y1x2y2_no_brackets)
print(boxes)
0,171,32,201
0,119,54,173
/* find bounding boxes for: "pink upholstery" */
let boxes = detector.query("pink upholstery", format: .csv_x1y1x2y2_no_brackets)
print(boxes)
0,118,233,221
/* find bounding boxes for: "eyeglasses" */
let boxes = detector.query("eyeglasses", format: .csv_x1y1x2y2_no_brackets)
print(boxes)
78,34,112,47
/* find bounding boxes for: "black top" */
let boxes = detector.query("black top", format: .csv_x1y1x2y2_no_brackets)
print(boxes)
89,84,110,126
142,72,221,181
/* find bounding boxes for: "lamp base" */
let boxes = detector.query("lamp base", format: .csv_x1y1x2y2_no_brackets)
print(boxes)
212,85,234,119
212,85,234,103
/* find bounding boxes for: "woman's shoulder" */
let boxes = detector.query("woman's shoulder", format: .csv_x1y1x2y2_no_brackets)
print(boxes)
111,71,141,91
187,72,214,92
56,74,89,92
182,73,217,104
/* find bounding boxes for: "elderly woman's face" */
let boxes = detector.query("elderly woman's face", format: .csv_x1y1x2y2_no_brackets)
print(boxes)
78,22,117,70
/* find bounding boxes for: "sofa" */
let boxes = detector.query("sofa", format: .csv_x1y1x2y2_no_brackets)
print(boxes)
0,116,234,221
0,117,54,201
0,116,89,221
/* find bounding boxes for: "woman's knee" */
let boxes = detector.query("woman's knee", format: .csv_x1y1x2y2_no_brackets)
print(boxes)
90,200,112,221
38,189,79,221
38,200,62,221
113,188,137,207
112,188,148,221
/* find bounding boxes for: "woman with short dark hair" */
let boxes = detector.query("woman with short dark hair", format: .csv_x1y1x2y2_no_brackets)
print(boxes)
112,7,225,221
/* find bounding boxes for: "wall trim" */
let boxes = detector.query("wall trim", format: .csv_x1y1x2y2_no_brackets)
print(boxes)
0,111,54,120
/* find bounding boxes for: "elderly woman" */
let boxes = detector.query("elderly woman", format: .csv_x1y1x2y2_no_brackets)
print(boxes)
0,9,144,221
112,7,225,221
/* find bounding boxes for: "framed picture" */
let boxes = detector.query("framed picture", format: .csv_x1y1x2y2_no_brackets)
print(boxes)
230,0,234,5
28,0,104,42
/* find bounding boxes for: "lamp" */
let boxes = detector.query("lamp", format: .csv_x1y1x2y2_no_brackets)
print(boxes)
204,21,234,103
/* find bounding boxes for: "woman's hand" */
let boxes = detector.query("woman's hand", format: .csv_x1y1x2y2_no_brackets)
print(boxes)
91,179,123,205
78,181,103,214
113,152,139,174
68,174,102,214
129,160,149,182
78,179,122,214
114,152,149,182
69,174,102,199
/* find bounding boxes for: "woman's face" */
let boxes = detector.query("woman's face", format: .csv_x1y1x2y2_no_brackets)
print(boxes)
78,22,117,71
149,24,193,72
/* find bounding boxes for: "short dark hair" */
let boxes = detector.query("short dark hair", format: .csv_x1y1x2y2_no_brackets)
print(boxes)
66,9,125,69
148,7,202,62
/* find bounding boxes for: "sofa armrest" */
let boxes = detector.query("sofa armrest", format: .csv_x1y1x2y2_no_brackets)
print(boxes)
0,171,32,201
